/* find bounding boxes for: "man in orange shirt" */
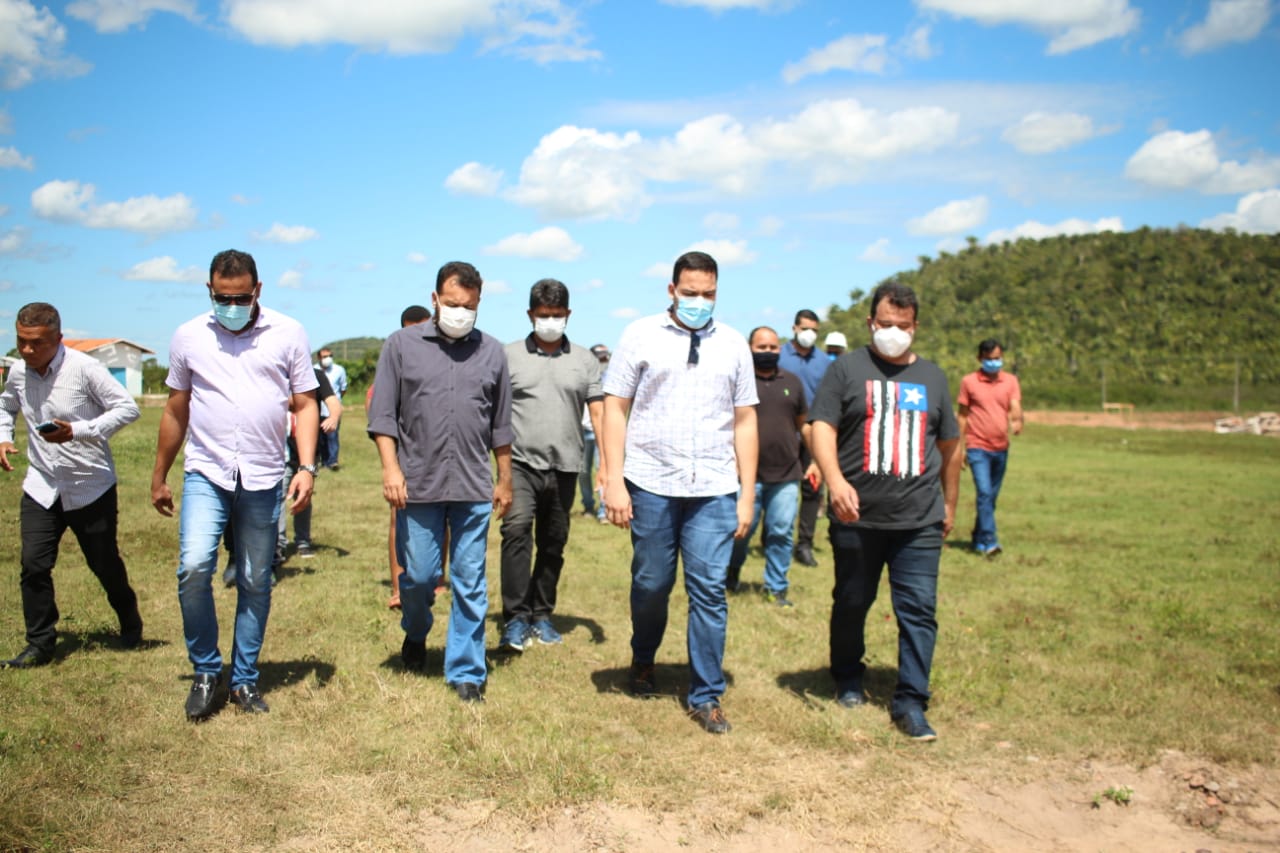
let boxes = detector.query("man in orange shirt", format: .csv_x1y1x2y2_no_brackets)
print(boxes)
956,339,1023,556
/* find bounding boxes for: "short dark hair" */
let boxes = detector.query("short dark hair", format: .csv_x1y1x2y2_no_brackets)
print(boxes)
400,305,431,326
748,325,776,346
209,249,259,285
672,251,717,284
17,302,60,333
793,309,819,325
978,338,1002,357
529,278,570,310
869,280,919,321
436,261,482,293
318,347,332,357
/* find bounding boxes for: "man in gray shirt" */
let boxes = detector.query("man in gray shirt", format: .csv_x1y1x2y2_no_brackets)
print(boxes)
367,261,513,704
498,279,603,654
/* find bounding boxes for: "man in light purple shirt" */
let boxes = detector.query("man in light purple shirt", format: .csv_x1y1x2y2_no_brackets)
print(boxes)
0,303,143,668
151,249,319,720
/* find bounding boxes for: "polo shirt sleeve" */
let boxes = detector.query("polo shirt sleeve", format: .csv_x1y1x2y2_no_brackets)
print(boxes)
367,333,401,439
957,373,975,407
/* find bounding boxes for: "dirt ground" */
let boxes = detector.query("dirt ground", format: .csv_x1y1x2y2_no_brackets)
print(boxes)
1024,409,1228,431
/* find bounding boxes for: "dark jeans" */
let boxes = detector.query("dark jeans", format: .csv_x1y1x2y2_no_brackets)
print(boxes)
828,522,942,716
498,462,577,623
796,447,822,550
19,486,140,654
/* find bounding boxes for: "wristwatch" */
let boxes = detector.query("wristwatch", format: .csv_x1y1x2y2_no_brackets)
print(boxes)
298,464,318,475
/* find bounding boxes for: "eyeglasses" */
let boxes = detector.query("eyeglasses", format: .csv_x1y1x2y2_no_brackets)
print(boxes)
211,292,255,306
687,331,700,366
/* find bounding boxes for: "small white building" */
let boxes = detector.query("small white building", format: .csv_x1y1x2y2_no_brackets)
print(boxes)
63,339,155,397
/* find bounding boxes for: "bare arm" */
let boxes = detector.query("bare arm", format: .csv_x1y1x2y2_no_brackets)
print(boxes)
375,434,406,509
601,394,632,529
732,405,758,539
957,403,970,469
319,393,343,434
492,444,512,517
587,398,605,489
151,388,192,517
287,392,319,514
1009,398,1024,436
938,437,962,537
797,415,820,487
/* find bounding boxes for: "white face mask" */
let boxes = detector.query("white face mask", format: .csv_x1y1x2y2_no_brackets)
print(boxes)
319,356,334,368
435,304,477,339
795,328,818,350
533,316,567,343
871,325,913,359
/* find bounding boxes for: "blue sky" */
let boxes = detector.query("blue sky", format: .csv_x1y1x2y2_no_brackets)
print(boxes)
1,0,1277,363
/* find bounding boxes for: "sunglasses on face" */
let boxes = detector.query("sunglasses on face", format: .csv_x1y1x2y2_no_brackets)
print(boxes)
210,292,255,306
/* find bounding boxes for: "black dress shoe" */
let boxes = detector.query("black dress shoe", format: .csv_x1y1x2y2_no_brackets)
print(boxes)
401,637,426,672
628,660,657,698
185,673,223,721
120,616,144,649
3,645,53,669
454,682,484,703
794,544,819,567
231,683,270,714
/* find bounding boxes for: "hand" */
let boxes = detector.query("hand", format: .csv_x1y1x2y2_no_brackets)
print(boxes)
604,480,632,530
827,477,860,524
151,480,175,517
942,506,955,537
492,479,513,518
320,416,340,433
287,470,314,515
0,442,17,472
382,469,407,510
38,419,73,444
733,491,753,539
805,462,823,489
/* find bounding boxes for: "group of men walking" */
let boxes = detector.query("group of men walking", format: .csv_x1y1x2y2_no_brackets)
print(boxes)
1,247,1023,742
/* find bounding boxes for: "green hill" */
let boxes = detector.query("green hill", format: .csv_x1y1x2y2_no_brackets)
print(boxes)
319,336,383,363
821,228,1280,409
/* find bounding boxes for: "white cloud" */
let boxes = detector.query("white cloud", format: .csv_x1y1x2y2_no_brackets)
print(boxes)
908,196,990,235
224,0,598,63
859,237,895,262
482,226,584,262
483,278,511,294
0,226,24,254
444,161,503,196
0,204,9,216
682,238,758,266
0,107,10,134
898,25,936,59
31,179,198,233
582,277,604,289
611,306,640,318
916,0,1141,54
66,0,199,33
782,34,889,84
1201,188,1280,234
230,193,257,205
278,269,303,289
660,0,791,8
756,215,784,236
406,251,428,264
122,255,203,282
507,125,648,220
703,212,740,233
0,0,92,89
253,222,319,243
985,216,1122,244
1178,0,1271,54
1125,129,1280,194
643,261,669,278
647,114,766,193
1002,111,1100,154
0,145,33,169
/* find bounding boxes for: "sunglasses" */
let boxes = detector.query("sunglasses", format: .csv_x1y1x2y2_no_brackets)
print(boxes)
210,292,255,306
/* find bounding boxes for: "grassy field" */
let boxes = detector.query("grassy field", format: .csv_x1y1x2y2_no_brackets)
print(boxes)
0,409,1277,850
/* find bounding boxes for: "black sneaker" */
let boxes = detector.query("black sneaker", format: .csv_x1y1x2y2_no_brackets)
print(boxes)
628,660,657,698
687,702,732,734
3,645,53,669
401,637,426,671
230,683,270,714
892,707,938,741
835,684,868,708
454,682,484,704
794,544,818,567
185,673,223,721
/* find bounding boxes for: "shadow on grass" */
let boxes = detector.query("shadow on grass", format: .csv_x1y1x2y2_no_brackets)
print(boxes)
776,664,898,710
589,663,736,699
377,646,446,678
258,657,337,691
481,611,607,645
55,629,172,660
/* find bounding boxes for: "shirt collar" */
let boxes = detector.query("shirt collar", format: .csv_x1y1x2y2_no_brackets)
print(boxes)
424,319,478,344
523,333,572,354
32,344,66,379
662,311,715,336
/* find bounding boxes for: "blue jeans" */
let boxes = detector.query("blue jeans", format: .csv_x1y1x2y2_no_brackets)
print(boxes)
967,448,1008,549
727,480,799,594
399,501,492,686
828,522,942,717
627,481,735,707
578,429,602,517
177,471,281,689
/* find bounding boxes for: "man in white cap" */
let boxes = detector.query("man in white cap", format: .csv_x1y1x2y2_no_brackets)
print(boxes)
824,332,847,359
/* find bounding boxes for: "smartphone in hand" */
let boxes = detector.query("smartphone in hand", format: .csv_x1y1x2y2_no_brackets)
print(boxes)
36,421,58,434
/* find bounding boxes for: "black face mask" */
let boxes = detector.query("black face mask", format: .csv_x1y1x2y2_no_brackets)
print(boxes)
752,351,780,372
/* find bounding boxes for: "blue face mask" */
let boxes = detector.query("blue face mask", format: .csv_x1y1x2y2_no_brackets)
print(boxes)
213,301,253,331
673,295,714,330
981,358,1003,374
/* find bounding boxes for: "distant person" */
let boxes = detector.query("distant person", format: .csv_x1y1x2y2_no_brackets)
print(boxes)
578,344,611,523
824,331,847,359
0,302,143,668
316,347,348,470
601,250,757,735
957,339,1023,556
725,326,816,607
152,249,319,719
367,262,513,704
778,308,829,568
380,305,432,610
809,280,961,742
498,279,603,653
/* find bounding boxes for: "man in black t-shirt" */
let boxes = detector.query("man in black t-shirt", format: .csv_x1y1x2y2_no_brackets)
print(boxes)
809,281,961,742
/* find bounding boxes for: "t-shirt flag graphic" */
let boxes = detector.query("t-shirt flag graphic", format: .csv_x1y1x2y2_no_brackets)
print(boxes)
864,380,928,477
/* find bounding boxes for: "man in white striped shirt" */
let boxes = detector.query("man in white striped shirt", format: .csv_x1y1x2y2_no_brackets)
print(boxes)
0,303,143,668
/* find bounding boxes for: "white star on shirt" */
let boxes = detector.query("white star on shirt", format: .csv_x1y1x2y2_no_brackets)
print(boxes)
902,386,924,406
